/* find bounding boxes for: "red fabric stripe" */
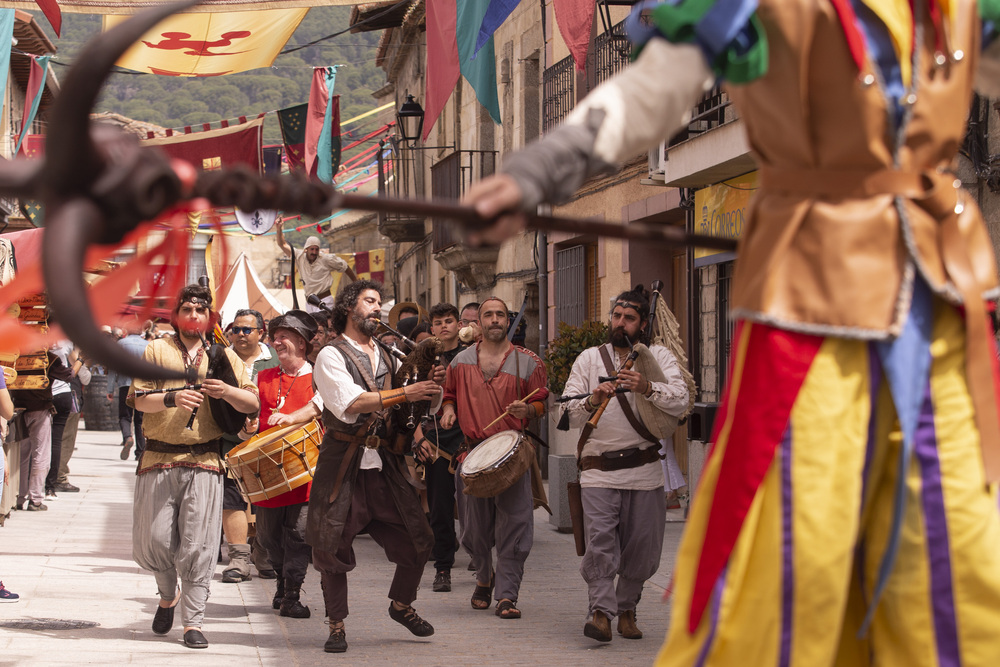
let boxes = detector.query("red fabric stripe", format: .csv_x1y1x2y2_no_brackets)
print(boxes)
828,0,867,73
688,323,823,632
221,119,230,129
423,0,461,140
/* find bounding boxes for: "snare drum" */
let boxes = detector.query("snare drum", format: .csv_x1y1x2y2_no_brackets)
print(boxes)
460,430,534,498
226,420,323,504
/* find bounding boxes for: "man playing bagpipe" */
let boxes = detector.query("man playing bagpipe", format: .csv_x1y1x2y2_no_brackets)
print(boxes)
130,283,259,650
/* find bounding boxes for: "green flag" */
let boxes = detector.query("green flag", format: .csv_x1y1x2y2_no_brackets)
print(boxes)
456,0,500,124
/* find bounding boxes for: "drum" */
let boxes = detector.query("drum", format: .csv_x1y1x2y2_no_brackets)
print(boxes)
226,420,323,504
460,430,534,498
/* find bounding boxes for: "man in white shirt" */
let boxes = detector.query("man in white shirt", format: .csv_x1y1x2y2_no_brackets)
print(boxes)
275,224,349,314
292,280,444,654
562,288,689,643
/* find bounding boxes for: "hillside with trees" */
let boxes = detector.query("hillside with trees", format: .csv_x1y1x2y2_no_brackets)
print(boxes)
47,7,389,147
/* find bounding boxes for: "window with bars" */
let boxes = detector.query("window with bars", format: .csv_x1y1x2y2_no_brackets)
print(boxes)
555,243,599,327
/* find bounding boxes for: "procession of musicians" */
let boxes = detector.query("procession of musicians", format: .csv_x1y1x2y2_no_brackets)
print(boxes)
123,257,689,653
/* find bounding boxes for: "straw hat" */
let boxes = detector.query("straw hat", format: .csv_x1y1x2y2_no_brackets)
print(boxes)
388,301,428,328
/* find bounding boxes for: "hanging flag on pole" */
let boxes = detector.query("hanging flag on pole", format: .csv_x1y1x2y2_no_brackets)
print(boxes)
474,0,521,56
103,9,307,77
278,103,308,172
15,55,51,157
424,0,500,139
33,0,61,36
424,0,461,140
0,11,15,109
305,67,342,183
329,249,385,295
553,0,596,71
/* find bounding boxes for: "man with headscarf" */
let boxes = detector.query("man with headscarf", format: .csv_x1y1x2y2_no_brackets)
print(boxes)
275,223,349,314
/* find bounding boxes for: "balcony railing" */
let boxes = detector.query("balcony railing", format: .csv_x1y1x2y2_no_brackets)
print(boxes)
376,138,427,242
543,55,575,132
669,85,735,147
594,19,630,86
431,150,497,253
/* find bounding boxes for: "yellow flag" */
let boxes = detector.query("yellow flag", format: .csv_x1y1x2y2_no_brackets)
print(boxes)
103,9,308,77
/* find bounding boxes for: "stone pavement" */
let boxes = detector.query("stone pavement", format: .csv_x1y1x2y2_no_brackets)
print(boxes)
0,429,684,666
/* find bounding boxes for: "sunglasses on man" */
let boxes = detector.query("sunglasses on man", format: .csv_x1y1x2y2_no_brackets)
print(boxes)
231,326,260,336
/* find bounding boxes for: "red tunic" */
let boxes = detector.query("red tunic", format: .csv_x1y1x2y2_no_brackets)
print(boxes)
443,343,548,442
253,365,316,507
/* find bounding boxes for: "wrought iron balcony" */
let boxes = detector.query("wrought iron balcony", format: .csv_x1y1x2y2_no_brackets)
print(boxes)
543,55,575,133
431,150,500,289
375,138,428,243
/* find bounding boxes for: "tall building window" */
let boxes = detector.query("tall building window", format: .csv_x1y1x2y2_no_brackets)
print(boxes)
555,243,599,327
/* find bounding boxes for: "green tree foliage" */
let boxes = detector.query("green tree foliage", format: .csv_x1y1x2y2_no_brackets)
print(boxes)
48,7,387,154
544,321,610,395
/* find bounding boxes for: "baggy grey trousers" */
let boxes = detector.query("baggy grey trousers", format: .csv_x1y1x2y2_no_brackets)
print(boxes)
580,486,666,619
133,466,223,629
457,469,533,603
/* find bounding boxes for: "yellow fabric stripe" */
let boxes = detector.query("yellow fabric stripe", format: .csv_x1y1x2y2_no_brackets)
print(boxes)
859,0,913,87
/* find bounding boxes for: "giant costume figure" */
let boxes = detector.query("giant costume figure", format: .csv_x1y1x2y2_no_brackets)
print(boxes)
466,0,1000,663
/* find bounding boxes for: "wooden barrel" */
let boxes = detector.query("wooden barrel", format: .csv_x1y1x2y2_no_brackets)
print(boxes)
82,372,118,431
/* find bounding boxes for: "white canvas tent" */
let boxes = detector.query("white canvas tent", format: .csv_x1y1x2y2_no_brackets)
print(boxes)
216,252,286,327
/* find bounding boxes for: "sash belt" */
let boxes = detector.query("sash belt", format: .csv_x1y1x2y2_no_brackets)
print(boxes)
759,164,1000,481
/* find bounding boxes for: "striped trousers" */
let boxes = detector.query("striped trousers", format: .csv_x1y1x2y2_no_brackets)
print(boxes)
659,299,1000,666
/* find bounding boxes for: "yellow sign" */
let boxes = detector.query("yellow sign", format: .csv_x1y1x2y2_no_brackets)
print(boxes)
694,171,757,263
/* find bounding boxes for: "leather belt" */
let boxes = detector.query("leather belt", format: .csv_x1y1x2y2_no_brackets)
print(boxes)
311,288,332,301
759,164,1000,481
327,430,385,450
145,438,220,456
580,445,661,473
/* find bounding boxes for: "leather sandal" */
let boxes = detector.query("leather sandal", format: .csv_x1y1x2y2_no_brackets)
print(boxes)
495,598,521,619
470,571,494,610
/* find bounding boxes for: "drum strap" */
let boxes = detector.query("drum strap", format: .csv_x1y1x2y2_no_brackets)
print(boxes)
598,345,660,446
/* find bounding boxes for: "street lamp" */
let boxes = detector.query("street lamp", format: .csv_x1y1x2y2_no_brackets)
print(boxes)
396,93,424,147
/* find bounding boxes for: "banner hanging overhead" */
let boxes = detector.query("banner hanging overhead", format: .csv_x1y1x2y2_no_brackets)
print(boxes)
8,1,364,13
103,8,308,77
143,115,264,172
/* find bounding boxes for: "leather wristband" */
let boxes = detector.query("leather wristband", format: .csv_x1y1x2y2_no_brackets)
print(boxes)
163,391,177,408
379,387,408,408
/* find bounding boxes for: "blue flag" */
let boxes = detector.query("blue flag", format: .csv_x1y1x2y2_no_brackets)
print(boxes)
474,0,521,56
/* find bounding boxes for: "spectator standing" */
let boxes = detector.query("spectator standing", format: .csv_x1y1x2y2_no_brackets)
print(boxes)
53,352,90,493
222,308,280,583
13,367,53,511
414,303,466,593
107,323,149,461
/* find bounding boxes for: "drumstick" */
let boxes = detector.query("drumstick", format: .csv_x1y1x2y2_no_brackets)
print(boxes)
482,388,543,432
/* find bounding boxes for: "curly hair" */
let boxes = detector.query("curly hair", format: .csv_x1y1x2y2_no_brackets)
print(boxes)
331,279,383,334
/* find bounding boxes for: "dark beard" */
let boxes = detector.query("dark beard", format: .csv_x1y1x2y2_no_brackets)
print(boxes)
609,328,632,348
484,326,506,343
354,312,379,337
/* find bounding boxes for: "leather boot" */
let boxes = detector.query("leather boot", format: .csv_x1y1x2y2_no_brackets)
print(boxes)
617,609,642,639
222,543,251,583
279,580,311,618
584,610,612,642
272,569,284,610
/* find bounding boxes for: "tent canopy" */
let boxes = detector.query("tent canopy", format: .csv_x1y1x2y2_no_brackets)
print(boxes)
216,252,286,327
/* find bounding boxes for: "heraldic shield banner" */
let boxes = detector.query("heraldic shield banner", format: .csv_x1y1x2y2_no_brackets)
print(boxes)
103,8,308,77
